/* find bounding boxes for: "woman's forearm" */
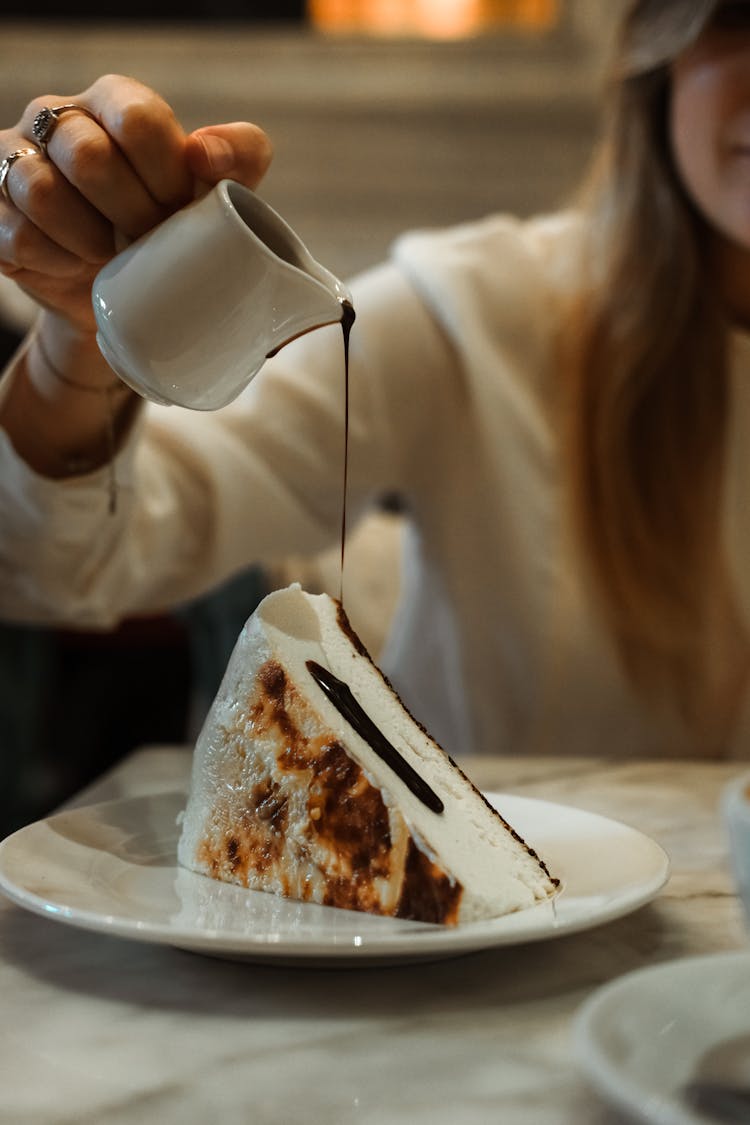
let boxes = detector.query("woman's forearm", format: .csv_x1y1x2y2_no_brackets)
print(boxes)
0,311,140,480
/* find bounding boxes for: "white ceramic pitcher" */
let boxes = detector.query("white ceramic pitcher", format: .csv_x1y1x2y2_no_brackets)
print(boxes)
92,179,352,410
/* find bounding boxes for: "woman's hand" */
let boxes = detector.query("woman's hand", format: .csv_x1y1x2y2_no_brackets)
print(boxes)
0,74,273,335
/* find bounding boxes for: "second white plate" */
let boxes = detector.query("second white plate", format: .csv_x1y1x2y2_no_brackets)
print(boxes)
0,790,669,965
574,950,750,1125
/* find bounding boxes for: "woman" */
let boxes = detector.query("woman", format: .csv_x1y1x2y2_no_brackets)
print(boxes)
0,0,747,759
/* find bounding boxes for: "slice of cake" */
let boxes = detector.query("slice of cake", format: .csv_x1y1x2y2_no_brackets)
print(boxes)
177,584,557,925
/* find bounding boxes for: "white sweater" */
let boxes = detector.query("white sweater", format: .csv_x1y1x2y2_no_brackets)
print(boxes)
1,211,749,759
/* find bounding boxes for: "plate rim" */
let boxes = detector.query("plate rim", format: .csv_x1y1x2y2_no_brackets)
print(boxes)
573,949,750,1125
0,790,670,962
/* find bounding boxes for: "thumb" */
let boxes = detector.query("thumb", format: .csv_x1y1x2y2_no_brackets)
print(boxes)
186,122,273,191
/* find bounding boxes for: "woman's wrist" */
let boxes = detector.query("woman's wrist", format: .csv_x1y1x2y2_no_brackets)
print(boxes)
0,312,141,510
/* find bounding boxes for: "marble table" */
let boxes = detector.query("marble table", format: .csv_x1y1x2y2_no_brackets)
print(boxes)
0,747,746,1125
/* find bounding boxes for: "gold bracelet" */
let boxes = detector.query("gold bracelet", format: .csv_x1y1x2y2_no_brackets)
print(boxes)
34,333,127,515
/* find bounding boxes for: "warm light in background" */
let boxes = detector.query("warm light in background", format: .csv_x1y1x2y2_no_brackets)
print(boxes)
308,0,560,38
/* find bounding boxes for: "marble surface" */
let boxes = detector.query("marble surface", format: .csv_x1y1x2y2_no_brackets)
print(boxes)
0,747,746,1125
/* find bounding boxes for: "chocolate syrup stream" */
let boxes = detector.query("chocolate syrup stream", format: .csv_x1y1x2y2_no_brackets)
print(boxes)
322,302,443,815
306,659,444,814
339,300,356,605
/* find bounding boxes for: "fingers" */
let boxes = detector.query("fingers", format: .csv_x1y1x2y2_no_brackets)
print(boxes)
0,264,100,333
25,104,168,244
186,122,273,190
16,77,193,241
0,75,274,330
82,75,194,210
0,75,194,322
3,140,116,262
0,198,88,277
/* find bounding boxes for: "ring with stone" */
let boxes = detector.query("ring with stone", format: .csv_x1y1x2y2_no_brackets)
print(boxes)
0,147,40,204
31,103,98,157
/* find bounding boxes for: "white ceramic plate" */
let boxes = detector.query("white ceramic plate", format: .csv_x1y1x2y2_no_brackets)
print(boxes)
0,791,669,966
574,950,750,1124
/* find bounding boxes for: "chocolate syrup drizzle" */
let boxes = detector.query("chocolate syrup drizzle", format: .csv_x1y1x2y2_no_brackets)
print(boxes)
326,299,443,815
306,660,444,814
339,300,356,604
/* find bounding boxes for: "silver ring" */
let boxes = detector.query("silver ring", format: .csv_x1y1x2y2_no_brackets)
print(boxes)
0,147,39,204
31,103,98,157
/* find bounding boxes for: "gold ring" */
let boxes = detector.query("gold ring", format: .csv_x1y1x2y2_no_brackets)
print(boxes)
31,103,98,158
0,147,40,204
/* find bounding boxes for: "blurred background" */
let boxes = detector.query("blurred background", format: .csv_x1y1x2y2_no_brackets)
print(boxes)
0,1,617,832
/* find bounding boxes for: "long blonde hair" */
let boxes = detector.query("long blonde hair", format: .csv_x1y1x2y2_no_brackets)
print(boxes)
568,0,742,732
